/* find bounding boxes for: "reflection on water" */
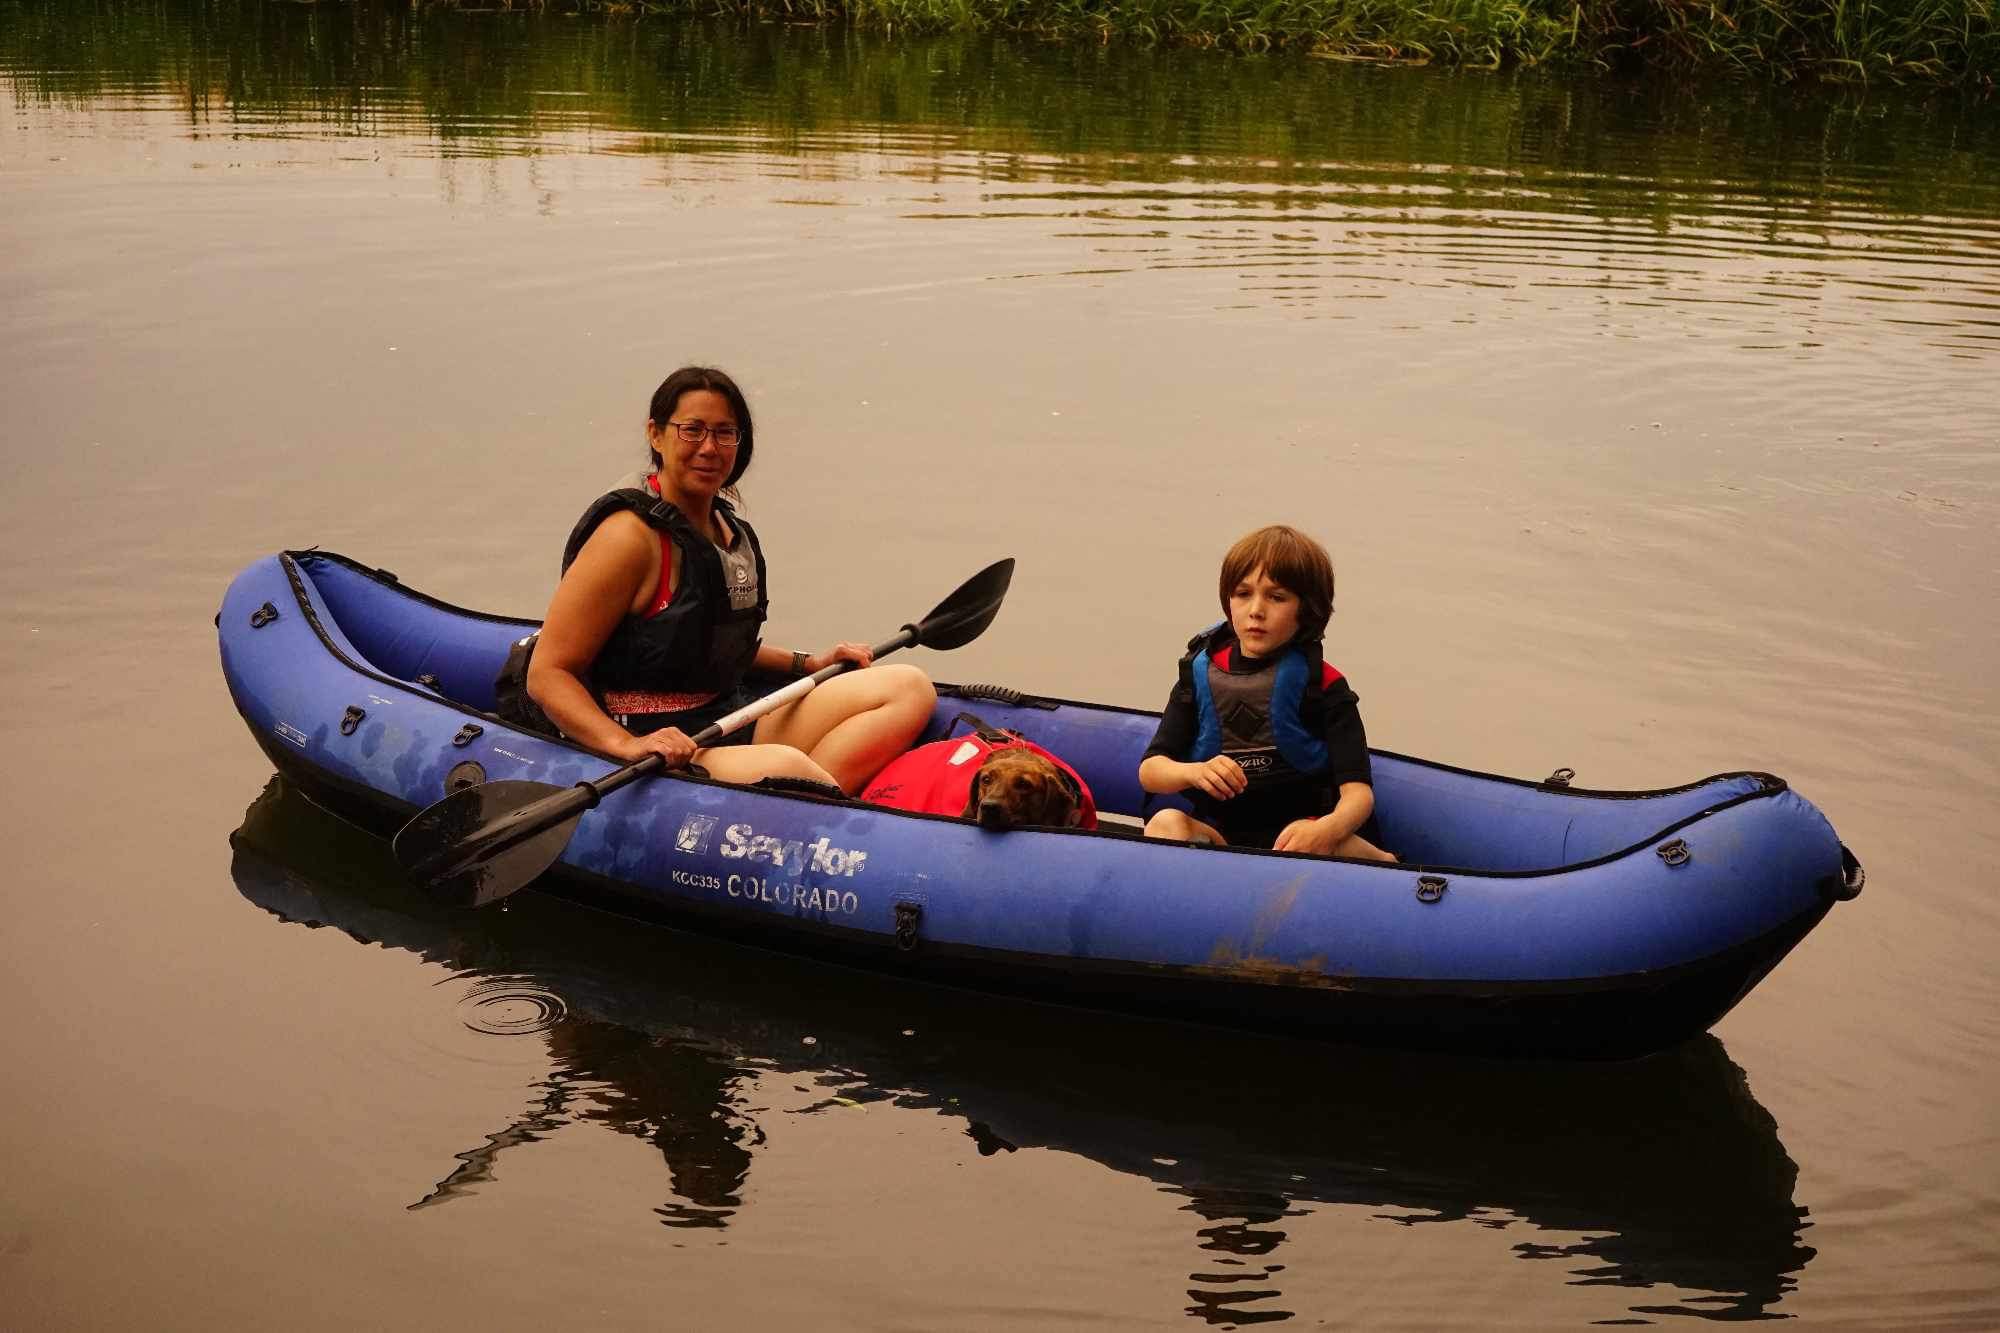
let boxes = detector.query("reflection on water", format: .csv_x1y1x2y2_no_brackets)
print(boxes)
5,0,1998,359
1179,1188,1297,1326
413,1022,763,1229
232,777,1816,1323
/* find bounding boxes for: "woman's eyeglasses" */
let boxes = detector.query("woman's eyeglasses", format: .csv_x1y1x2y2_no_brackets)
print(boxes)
664,420,741,447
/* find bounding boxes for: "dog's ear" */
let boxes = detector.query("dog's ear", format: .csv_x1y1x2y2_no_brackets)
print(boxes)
1036,775,1080,829
1051,768,1085,826
959,767,984,821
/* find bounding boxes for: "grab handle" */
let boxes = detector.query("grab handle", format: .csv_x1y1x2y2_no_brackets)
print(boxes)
1822,843,1865,902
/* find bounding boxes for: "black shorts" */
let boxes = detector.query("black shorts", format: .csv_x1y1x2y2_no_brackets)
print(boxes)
1216,814,1386,852
1194,790,1383,853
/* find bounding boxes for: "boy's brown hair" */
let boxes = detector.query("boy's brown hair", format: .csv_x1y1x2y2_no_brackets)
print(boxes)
1217,525,1335,644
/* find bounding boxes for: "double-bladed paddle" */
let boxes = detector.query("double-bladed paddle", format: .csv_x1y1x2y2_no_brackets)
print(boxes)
393,558,1015,909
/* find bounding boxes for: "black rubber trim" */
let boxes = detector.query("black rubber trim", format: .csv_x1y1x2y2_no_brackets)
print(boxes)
289,549,539,630
269,550,1796,880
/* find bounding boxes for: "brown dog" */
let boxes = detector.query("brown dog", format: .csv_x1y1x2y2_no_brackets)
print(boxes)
861,722,1098,832
962,745,1085,832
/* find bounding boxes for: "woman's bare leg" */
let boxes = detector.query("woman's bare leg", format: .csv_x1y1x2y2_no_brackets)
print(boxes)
692,742,838,789
1143,809,1228,845
754,664,936,794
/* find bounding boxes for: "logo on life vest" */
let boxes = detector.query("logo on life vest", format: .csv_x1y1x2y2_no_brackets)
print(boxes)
674,813,719,854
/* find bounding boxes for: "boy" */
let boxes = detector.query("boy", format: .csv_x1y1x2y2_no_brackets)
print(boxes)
1139,525,1395,861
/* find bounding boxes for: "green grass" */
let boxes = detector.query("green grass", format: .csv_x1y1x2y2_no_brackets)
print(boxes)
565,0,1998,79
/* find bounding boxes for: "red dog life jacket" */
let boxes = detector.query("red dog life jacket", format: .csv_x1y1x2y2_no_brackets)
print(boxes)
862,725,1098,829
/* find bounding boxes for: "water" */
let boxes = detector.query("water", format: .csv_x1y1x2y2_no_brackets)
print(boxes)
3,3,1997,1326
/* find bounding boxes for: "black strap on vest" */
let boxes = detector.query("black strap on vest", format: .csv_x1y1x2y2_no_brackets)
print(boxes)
948,709,1013,745
946,711,1082,804
556,487,768,701
560,488,764,593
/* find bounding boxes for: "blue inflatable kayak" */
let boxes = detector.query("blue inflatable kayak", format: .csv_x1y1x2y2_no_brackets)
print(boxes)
217,550,1863,1058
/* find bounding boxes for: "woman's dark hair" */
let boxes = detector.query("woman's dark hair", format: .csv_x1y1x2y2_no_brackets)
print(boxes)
647,366,754,488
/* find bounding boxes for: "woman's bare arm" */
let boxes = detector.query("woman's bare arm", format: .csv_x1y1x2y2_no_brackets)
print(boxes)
526,511,657,760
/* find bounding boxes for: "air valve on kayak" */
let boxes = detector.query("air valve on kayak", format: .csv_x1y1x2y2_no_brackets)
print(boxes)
339,706,366,736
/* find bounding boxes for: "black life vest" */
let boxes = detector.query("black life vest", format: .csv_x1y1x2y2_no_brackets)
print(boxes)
558,487,769,701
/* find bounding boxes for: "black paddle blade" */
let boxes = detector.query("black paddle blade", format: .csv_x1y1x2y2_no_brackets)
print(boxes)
392,779,588,908
909,557,1014,651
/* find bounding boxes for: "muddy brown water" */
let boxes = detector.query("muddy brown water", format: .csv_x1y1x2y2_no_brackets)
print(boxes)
3,5,1997,1328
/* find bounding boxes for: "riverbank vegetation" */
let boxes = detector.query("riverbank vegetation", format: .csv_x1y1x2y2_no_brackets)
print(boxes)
10,1,1995,223
4,0,1993,92
582,0,1993,83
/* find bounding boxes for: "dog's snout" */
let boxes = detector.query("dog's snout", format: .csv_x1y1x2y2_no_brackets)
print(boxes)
976,800,1015,831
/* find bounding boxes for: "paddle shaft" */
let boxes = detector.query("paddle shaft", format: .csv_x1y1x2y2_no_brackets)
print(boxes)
696,624,917,748
574,623,918,801
420,625,920,875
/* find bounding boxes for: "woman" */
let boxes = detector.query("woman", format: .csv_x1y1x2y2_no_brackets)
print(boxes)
521,366,935,792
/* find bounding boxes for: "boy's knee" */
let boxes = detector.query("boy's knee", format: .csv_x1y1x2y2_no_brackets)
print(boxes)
1145,810,1190,839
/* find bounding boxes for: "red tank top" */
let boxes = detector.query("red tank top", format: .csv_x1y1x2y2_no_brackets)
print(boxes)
644,474,675,616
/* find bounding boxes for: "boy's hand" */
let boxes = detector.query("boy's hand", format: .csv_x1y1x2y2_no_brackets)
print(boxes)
1181,756,1247,801
1273,817,1341,856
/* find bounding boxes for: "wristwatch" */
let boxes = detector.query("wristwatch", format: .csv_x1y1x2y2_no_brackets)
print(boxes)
791,650,811,677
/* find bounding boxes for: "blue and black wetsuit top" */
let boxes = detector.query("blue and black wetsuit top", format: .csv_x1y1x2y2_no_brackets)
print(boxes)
1143,622,1373,844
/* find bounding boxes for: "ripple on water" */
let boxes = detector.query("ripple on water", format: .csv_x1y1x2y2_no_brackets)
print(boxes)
454,976,568,1037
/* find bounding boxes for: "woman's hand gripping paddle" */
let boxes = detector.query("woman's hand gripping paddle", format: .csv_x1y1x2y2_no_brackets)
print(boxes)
392,559,1015,909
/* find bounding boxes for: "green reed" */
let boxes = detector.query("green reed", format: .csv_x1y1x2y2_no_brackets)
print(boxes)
3,0,1992,95
601,0,1996,79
